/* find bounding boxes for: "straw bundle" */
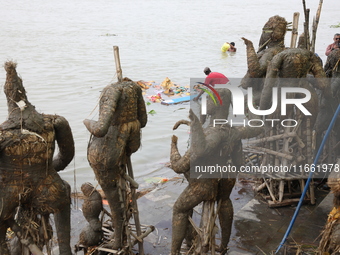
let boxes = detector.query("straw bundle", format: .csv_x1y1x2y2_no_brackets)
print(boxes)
318,159,340,253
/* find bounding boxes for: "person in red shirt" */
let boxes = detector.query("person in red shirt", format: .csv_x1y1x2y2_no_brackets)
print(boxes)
193,67,229,101
325,33,340,56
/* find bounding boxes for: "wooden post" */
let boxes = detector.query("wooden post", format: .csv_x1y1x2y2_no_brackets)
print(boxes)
269,129,274,166
302,0,310,50
290,12,300,48
311,0,323,53
41,216,51,255
279,180,285,202
264,178,277,202
306,118,316,204
127,156,144,255
113,46,123,82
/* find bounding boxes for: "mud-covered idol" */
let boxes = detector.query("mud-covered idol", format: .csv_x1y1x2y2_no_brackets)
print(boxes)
0,61,75,254
84,78,147,250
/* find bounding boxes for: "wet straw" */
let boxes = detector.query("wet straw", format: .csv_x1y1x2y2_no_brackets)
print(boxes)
275,104,340,254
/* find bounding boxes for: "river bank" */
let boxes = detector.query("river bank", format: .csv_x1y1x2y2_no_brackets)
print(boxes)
68,173,331,255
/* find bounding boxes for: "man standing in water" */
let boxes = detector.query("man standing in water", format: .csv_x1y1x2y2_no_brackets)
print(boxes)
84,78,147,250
228,42,237,52
221,42,237,52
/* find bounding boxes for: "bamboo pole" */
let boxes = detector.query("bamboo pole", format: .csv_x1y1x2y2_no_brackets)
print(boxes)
119,169,139,189
127,156,144,255
294,134,305,148
281,120,292,167
201,201,211,246
300,179,305,196
333,59,340,72
269,129,274,166
257,38,271,53
275,127,280,166
306,118,316,204
279,116,292,203
188,216,203,253
132,226,155,246
41,216,51,255
264,178,277,202
288,119,301,143
288,180,292,194
310,0,323,53
246,132,296,144
250,147,293,161
255,181,266,192
125,217,133,252
113,46,123,82
302,0,310,50
97,247,119,253
279,180,285,203
290,12,300,48
306,118,312,164
211,200,221,255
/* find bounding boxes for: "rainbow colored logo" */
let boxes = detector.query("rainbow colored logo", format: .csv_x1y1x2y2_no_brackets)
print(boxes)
196,82,223,105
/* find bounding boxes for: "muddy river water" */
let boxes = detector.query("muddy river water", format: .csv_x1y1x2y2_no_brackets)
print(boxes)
0,0,338,190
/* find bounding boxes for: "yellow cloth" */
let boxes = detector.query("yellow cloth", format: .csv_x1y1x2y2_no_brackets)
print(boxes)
221,42,230,52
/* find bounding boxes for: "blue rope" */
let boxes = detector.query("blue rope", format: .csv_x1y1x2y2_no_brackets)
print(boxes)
275,104,340,254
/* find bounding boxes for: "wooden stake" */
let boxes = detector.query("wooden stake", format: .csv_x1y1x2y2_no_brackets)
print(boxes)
246,132,296,144
264,178,277,202
41,216,51,255
201,201,211,246
300,179,305,196
255,181,267,192
307,118,316,204
311,0,323,53
132,226,155,246
290,12,300,48
257,38,271,53
113,46,123,82
250,146,294,161
302,0,310,50
127,156,144,255
275,127,280,166
120,169,139,189
269,129,274,166
279,180,285,202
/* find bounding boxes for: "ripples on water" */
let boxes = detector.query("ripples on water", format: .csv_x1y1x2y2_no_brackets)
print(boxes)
0,0,338,189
